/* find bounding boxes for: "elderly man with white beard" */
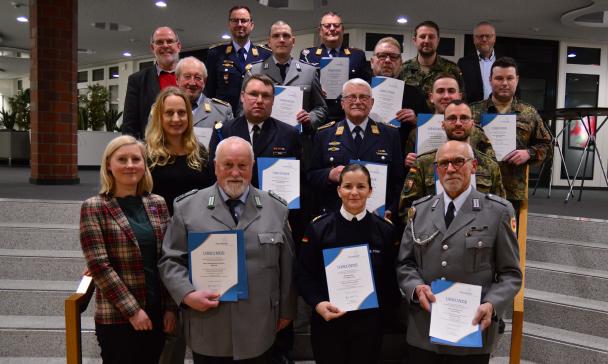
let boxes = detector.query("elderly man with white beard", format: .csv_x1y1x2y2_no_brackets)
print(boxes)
159,136,297,363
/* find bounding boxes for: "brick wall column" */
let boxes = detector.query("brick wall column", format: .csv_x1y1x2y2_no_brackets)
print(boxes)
29,0,79,185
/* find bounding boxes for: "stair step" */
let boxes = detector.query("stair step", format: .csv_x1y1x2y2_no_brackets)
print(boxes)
528,213,608,244
0,250,84,281
526,260,608,301
0,222,79,251
0,280,94,316
0,199,81,225
527,235,608,271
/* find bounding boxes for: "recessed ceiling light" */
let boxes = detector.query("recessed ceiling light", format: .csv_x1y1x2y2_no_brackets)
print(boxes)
397,16,408,24
16,16,28,23
155,1,167,7
221,34,231,40
567,52,577,58
123,51,132,57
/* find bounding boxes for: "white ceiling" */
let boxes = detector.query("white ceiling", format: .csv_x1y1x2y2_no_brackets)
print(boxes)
1,0,607,80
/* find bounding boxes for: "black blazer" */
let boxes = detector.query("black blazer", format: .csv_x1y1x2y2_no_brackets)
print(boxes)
457,54,487,104
121,66,160,139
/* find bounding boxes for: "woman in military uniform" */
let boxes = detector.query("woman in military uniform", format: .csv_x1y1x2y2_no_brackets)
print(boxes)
296,163,400,364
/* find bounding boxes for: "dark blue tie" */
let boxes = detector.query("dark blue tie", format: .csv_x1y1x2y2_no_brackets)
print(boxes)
445,201,455,228
237,48,247,70
227,199,240,224
353,125,363,151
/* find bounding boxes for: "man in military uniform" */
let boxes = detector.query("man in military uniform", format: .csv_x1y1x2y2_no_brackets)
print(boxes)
299,11,372,122
470,57,552,213
396,140,521,363
400,21,464,98
159,136,297,363
204,6,271,112
176,57,233,136
399,100,505,220
308,78,403,221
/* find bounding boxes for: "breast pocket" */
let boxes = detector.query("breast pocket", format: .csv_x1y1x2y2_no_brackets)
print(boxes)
465,235,495,272
258,232,284,269
516,121,533,147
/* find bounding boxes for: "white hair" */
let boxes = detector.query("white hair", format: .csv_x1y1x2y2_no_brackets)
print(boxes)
214,136,254,162
341,78,372,97
176,56,208,79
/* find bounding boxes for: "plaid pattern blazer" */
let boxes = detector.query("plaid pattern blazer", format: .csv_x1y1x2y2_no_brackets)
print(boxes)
80,193,176,324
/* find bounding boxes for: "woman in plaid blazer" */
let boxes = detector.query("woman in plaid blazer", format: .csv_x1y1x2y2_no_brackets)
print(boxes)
80,135,177,363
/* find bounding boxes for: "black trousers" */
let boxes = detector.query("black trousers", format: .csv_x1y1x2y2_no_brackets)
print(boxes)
95,322,165,364
407,345,490,364
192,349,270,364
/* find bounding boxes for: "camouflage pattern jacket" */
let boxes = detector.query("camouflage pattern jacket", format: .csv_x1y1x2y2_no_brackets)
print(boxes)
399,55,465,97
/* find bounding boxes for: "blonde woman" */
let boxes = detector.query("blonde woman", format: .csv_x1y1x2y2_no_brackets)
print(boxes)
146,86,212,215
80,135,176,363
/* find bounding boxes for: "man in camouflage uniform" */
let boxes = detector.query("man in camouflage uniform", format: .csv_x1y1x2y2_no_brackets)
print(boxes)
470,57,552,213
399,100,505,221
400,20,464,97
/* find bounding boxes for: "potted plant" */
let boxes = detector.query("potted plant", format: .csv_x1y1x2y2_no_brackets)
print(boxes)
0,90,31,165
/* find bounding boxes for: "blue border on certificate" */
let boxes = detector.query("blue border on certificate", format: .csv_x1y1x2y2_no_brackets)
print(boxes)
257,157,300,209
371,76,400,127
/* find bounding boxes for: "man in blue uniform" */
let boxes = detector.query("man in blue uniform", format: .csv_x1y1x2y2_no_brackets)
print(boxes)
308,78,403,221
203,5,271,112
299,11,372,122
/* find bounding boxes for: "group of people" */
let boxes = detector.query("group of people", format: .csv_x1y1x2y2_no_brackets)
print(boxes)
79,5,554,364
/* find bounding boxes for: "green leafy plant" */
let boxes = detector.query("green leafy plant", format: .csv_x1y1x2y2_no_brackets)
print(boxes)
78,107,90,131
8,89,30,130
0,108,18,131
103,109,123,132
79,84,109,130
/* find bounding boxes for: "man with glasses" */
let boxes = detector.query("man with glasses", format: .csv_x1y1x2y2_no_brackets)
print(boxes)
458,22,500,103
299,11,371,122
122,26,181,139
308,78,403,221
397,139,521,364
399,100,504,216
204,5,272,113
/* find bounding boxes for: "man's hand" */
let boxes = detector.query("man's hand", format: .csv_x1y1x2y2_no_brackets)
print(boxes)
405,152,417,167
183,290,220,312
503,149,530,165
276,318,292,332
296,110,311,125
315,301,346,321
396,108,417,125
328,165,345,183
163,310,177,333
415,284,436,312
472,302,494,331
129,309,153,330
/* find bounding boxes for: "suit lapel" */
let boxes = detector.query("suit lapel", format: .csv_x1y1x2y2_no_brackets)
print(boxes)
142,196,163,253
442,191,477,242
358,122,380,157
106,197,138,245
147,68,161,104
283,61,299,85
339,120,357,155
264,60,283,84
210,185,238,229
238,189,262,230
234,118,251,143
431,196,447,235
193,98,208,126
253,118,275,156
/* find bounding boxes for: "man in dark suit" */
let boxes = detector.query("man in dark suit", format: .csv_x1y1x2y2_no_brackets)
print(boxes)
299,11,372,122
122,26,181,139
204,5,271,113
458,22,497,104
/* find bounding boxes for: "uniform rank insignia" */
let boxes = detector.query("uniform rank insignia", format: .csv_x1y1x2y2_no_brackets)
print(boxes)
252,47,259,57
207,195,215,209
328,147,340,152
254,195,263,208
511,217,517,233
371,124,380,134
408,207,416,220
226,45,233,54
335,126,344,135
472,198,481,211
315,48,322,56
329,141,340,146
214,121,223,129
205,103,211,112
344,48,351,55
245,63,253,71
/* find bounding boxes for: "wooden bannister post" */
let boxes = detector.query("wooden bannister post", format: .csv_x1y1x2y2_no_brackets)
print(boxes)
65,276,95,364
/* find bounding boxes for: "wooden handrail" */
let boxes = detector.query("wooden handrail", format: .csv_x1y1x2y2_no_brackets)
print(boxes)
65,276,95,364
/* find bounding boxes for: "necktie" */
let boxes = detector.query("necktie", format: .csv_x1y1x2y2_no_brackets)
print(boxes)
227,199,240,224
445,201,455,228
237,48,247,70
353,125,363,151
351,217,358,222
252,124,261,146
191,100,198,110
277,63,288,82
329,48,338,58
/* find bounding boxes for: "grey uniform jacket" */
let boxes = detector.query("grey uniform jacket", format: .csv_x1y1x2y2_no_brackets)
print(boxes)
246,58,328,129
193,95,234,129
396,189,521,355
158,184,297,360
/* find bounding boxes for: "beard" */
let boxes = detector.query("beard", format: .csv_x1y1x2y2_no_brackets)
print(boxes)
221,179,247,199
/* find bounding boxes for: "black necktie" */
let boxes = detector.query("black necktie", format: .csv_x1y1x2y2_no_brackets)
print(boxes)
277,63,288,82
227,199,240,224
252,124,261,146
353,126,363,151
445,201,455,228
191,100,198,110
237,48,247,70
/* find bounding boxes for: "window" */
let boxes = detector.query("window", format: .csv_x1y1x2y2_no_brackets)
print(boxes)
567,47,601,65
17,80,23,91
438,37,455,57
365,33,404,52
109,66,119,79
92,68,104,81
77,71,88,83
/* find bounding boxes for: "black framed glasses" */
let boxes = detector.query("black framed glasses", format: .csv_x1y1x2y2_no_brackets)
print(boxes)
434,157,473,170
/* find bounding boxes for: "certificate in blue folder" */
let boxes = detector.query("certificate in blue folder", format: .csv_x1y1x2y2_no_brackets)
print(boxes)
188,230,248,301
257,157,300,209
429,279,482,347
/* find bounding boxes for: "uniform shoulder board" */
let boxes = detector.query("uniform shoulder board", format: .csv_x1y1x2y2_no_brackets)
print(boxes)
268,190,287,206
317,121,336,131
211,98,230,107
175,189,198,203
256,43,271,50
485,193,509,206
412,194,433,206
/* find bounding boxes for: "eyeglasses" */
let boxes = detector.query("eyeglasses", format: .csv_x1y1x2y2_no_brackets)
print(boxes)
320,23,342,30
342,94,371,103
434,157,473,170
444,115,473,124
375,53,401,61
152,39,177,46
244,91,273,101
230,18,251,25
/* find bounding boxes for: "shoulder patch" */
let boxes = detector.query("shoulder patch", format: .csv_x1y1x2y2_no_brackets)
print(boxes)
412,194,433,206
211,98,230,107
175,189,198,203
317,121,336,131
268,190,287,206
485,193,509,206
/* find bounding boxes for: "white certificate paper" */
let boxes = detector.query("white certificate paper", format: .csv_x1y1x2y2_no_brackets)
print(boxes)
320,57,349,99
417,114,447,154
323,244,378,312
189,232,238,301
350,160,387,216
429,280,483,347
194,127,213,148
370,76,404,127
481,114,517,161
271,86,303,127
257,157,300,209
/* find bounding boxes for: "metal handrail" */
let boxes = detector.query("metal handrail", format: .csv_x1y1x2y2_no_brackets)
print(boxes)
65,276,95,364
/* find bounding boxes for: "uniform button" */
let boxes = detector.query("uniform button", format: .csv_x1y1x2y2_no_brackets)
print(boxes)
442,244,448,251
329,157,334,162
441,261,447,267
381,156,386,160
441,277,446,280
478,241,483,247
271,238,275,242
